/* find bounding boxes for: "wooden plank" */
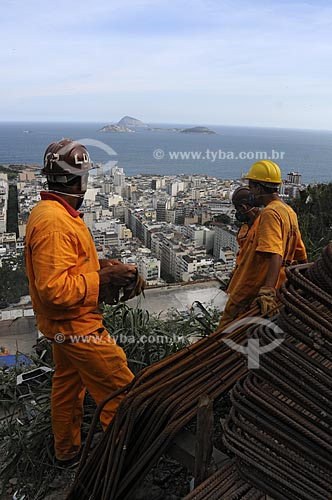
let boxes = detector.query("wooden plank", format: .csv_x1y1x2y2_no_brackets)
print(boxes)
194,395,214,487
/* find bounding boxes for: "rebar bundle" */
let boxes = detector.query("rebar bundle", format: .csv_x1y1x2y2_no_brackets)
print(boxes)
222,243,332,500
68,310,254,499
184,459,265,500
69,242,332,500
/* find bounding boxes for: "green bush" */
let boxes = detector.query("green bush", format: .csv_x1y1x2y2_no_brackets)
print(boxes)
291,183,332,260
0,255,29,308
102,302,219,374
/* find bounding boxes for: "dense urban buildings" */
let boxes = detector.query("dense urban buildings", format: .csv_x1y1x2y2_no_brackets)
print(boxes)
0,167,304,288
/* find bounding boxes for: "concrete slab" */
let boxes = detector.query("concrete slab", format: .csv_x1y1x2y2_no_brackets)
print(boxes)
0,281,228,355
128,280,227,316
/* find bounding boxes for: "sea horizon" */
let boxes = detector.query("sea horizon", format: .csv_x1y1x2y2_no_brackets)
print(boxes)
1,122,332,184
1,120,332,134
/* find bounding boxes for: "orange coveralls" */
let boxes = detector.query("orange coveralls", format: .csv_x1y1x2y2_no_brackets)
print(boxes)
226,216,261,292
219,199,307,327
235,223,250,267
235,218,260,267
25,192,134,460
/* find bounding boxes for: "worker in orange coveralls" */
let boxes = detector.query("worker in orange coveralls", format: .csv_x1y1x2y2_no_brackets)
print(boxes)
219,160,307,329
25,139,137,467
219,186,260,291
232,186,260,269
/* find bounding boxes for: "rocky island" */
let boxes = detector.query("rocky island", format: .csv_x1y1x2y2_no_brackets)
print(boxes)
180,126,216,134
99,116,147,133
118,116,148,128
99,124,135,133
99,117,216,134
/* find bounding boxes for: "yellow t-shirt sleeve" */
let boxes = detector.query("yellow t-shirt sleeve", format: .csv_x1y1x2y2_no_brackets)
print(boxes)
255,209,284,257
294,235,307,262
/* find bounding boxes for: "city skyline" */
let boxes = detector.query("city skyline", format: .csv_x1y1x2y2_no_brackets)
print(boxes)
1,0,332,130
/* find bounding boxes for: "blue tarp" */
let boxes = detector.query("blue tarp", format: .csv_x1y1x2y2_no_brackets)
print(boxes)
0,354,32,368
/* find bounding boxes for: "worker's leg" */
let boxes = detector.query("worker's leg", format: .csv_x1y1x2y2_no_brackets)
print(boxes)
51,343,86,460
61,329,134,429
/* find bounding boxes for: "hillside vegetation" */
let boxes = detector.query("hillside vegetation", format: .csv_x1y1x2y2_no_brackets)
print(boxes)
291,183,332,260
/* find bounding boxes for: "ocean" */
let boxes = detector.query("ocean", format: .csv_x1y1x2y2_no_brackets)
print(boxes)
0,122,332,184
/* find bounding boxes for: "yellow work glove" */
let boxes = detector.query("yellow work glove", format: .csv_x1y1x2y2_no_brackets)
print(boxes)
252,286,278,315
120,270,146,302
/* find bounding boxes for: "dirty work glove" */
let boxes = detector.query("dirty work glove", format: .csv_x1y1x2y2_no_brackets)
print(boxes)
252,286,277,315
98,261,137,305
120,270,146,302
99,283,121,305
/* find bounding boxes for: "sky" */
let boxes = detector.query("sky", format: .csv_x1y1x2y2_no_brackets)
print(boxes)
1,0,332,129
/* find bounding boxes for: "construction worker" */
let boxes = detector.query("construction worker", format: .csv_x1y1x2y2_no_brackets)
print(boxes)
232,186,260,269
219,160,307,329
219,186,260,325
25,139,138,467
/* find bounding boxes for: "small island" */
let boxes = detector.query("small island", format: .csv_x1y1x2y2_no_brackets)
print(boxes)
99,116,148,133
99,117,217,134
180,126,216,134
99,124,135,133
117,116,148,128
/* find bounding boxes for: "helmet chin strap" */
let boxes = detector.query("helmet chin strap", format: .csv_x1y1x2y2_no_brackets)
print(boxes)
48,189,85,199
242,206,256,215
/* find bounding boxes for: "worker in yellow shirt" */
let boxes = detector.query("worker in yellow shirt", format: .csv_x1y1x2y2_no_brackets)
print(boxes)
25,139,141,467
219,160,307,328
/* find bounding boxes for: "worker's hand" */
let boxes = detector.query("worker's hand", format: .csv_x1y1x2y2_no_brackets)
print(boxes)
99,258,122,268
135,274,146,296
98,264,137,305
99,285,120,305
251,286,278,315
98,263,137,288
120,270,146,302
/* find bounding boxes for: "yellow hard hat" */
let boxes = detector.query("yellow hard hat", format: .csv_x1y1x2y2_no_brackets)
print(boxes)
245,160,282,184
